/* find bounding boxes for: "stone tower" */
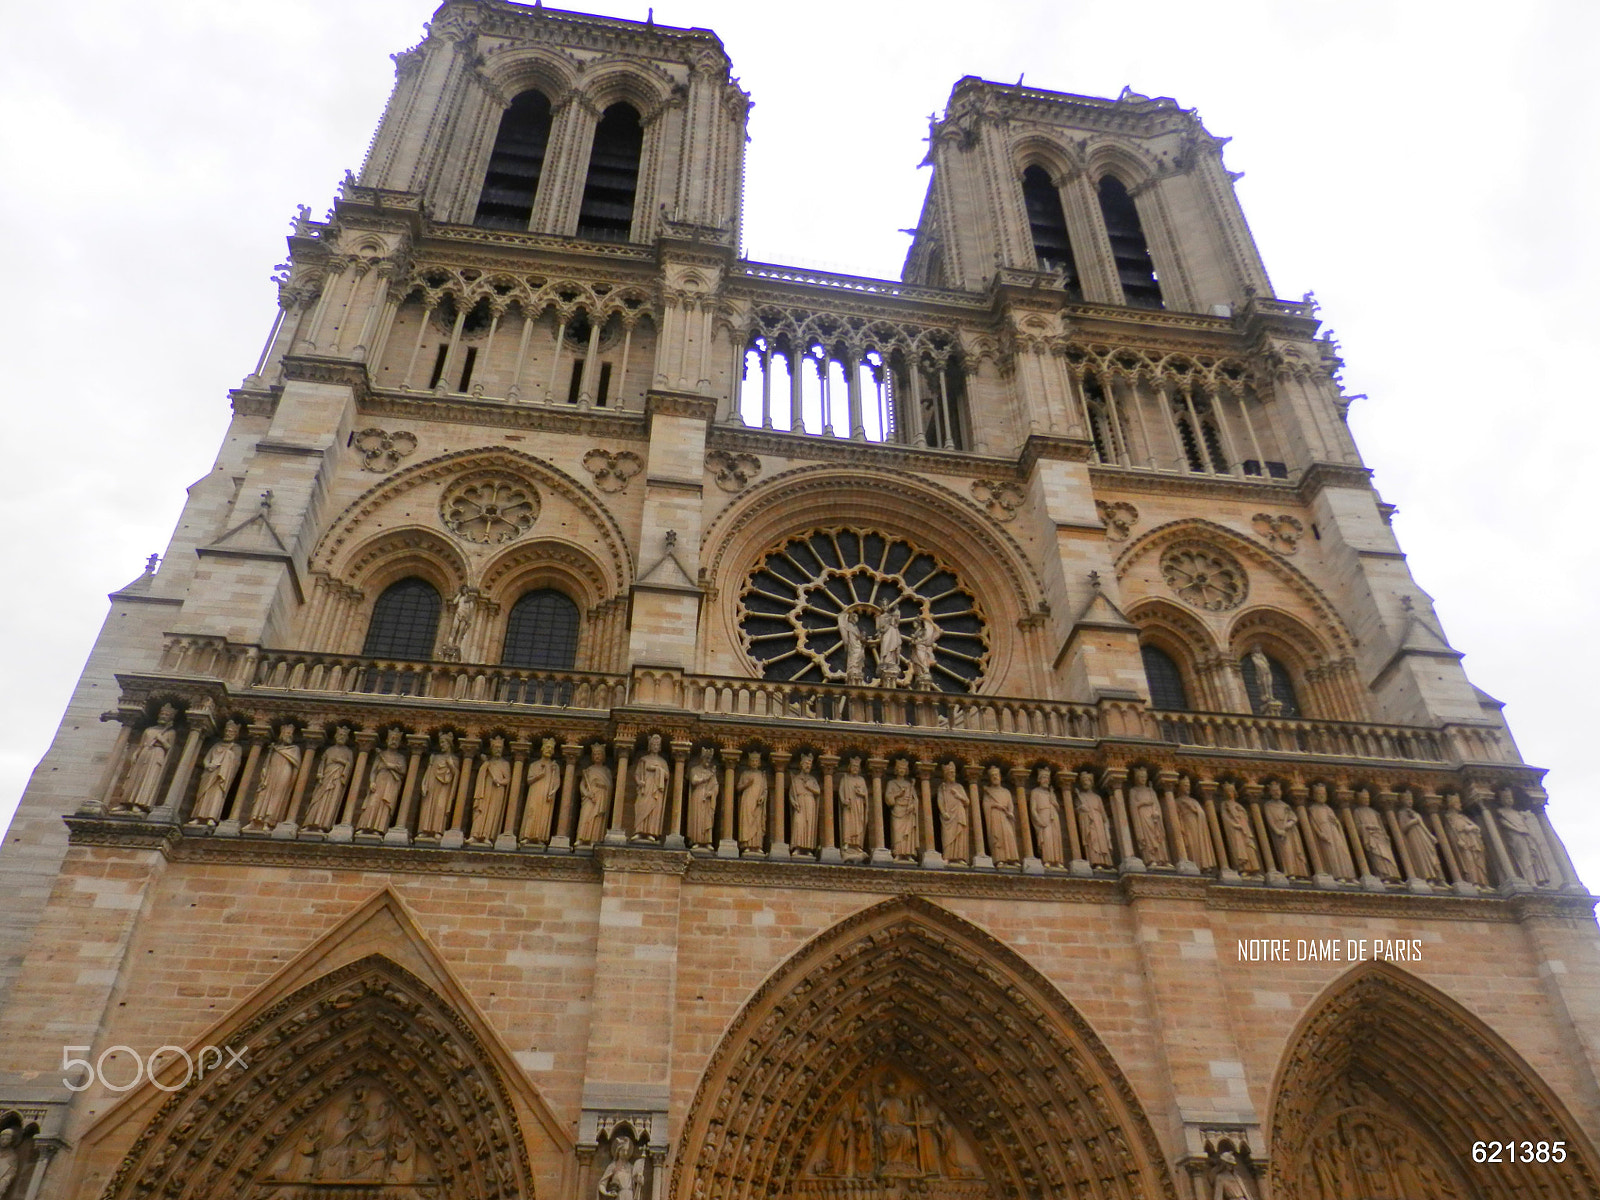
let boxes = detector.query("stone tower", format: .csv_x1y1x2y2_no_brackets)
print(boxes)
0,3,1596,1199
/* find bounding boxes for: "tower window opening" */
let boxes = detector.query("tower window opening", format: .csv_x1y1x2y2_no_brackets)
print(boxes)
427,344,450,389
457,347,478,393
1082,375,1115,464
502,588,580,670
363,577,442,661
474,90,553,230
567,360,585,404
1141,644,1190,711
1021,165,1081,298
577,103,644,242
1098,175,1163,309
597,361,613,406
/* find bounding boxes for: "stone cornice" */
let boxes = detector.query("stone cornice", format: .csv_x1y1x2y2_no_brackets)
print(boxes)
362,389,648,439
646,390,718,424
706,424,1018,480
1295,460,1375,499
1089,463,1300,503
1020,433,1096,475
230,387,278,418
279,355,372,401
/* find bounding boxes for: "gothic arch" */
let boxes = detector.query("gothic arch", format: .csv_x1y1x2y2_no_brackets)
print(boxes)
673,896,1176,1200
1083,139,1163,191
1126,597,1222,709
479,44,582,105
1011,133,1082,185
1268,961,1600,1200
344,526,471,599
577,56,679,124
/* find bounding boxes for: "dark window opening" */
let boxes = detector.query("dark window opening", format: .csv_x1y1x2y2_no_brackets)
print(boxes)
1243,652,1301,718
1241,460,1290,479
502,589,580,670
597,361,613,406
577,103,644,241
427,344,450,389
474,90,553,230
363,577,442,661
1098,175,1163,309
567,360,585,404
457,346,478,393
1141,645,1190,711
1021,165,1081,298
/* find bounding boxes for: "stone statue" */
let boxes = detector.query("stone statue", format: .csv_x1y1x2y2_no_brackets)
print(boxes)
301,725,354,832
1218,782,1261,873
1443,793,1488,885
1174,775,1214,869
1247,645,1279,714
1127,766,1168,866
1352,790,1400,880
875,1079,920,1177
909,615,940,690
443,586,477,659
247,723,302,830
936,762,970,864
1029,768,1064,867
981,765,1019,865
631,734,670,842
1212,1151,1253,1200
837,755,868,859
1074,771,1113,868
788,752,821,856
0,1125,26,1200
874,607,904,686
358,728,407,834
1308,782,1355,878
1497,788,1551,884
416,732,461,838
686,747,719,848
119,703,177,812
467,735,511,844
575,743,612,845
520,738,561,844
837,609,867,685
737,750,768,851
1395,792,1443,881
1262,780,1309,876
885,759,918,860
191,719,244,825
597,1128,646,1200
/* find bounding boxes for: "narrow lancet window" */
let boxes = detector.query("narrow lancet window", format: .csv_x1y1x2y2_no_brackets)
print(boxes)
577,103,644,241
363,578,442,661
503,589,580,670
1021,166,1080,297
1097,175,1163,308
474,90,553,230
1141,645,1190,711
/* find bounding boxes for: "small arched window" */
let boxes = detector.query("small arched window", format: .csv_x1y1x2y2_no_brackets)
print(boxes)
474,90,553,230
1097,175,1163,309
1021,165,1080,298
577,103,644,241
363,577,442,660
502,589,580,670
1141,645,1190,711
1243,651,1301,718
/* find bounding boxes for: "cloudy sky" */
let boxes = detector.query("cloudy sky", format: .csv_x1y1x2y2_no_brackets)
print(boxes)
2,0,1597,884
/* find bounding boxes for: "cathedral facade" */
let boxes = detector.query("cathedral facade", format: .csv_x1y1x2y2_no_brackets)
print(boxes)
1,3,1598,1198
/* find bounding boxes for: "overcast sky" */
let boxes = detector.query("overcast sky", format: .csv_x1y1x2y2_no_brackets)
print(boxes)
2,0,1597,886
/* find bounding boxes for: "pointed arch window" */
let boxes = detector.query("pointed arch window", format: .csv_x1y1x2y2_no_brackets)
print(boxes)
1021,165,1080,298
363,577,442,660
1097,175,1163,309
1243,650,1301,718
502,588,580,670
1141,644,1190,711
577,103,644,242
474,90,553,230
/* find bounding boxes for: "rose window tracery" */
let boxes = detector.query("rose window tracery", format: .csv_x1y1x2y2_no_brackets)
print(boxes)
439,473,540,545
739,528,988,692
1160,544,1247,612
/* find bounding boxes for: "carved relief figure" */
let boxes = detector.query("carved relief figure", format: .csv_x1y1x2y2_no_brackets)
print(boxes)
909,616,941,690
1074,771,1113,867
935,762,970,864
597,1127,646,1200
1352,790,1400,880
1395,792,1443,881
805,1072,981,1181
1262,780,1309,876
416,732,461,838
1218,782,1261,873
1247,645,1279,713
1308,782,1355,878
1029,767,1064,867
1174,775,1214,869
247,723,301,830
982,765,1019,865
119,703,177,812
442,585,478,660
1497,788,1551,884
1127,766,1168,866
1212,1151,1253,1200
1443,793,1488,885
837,755,868,859
358,728,407,834
875,1079,920,1177
300,725,354,832
837,609,868,685
885,758,918,860
468,735,511,844
520,738,561,844
0,1125,27,1200
191,719,244,825
687,746,719,848
874,607,904,686
737,751,768,851
631,734,670,842
788,752,821,857
575,743,612,845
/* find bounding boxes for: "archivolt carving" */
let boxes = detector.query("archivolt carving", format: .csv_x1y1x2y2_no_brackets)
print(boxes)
343,527,471,597
673,896,1176,1200
1126,598,1220,660
477,43,583,104
1269,962,1600,1200
99,954,534,1200
478,537,614,610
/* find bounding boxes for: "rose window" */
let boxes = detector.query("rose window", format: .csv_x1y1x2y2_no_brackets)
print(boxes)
739,528,988,692
1160,544,1247,611
440,473,540,545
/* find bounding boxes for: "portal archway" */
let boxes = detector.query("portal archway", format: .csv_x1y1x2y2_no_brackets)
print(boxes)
674,897,1174,1200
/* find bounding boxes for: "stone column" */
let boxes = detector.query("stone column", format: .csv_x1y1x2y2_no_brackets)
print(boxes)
1013,766,1041,874
1102,767,1139,873
496,739,531,851
1160,769,1195,874
717,748,740,858
869,757,891,864
965,764,990,868
916,760,941,868
1243,781,1279,881
1198,778,1233,882
441,735,478,849
1334,784,1373,881
1526,787,1582,891
768,750,791,861
607,739,633,845
819,753,840,863
217,724,271,837
1290,780,1329,881
387,735,428,846
152,718,210,825
550,740,583,852
667,740,691,851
